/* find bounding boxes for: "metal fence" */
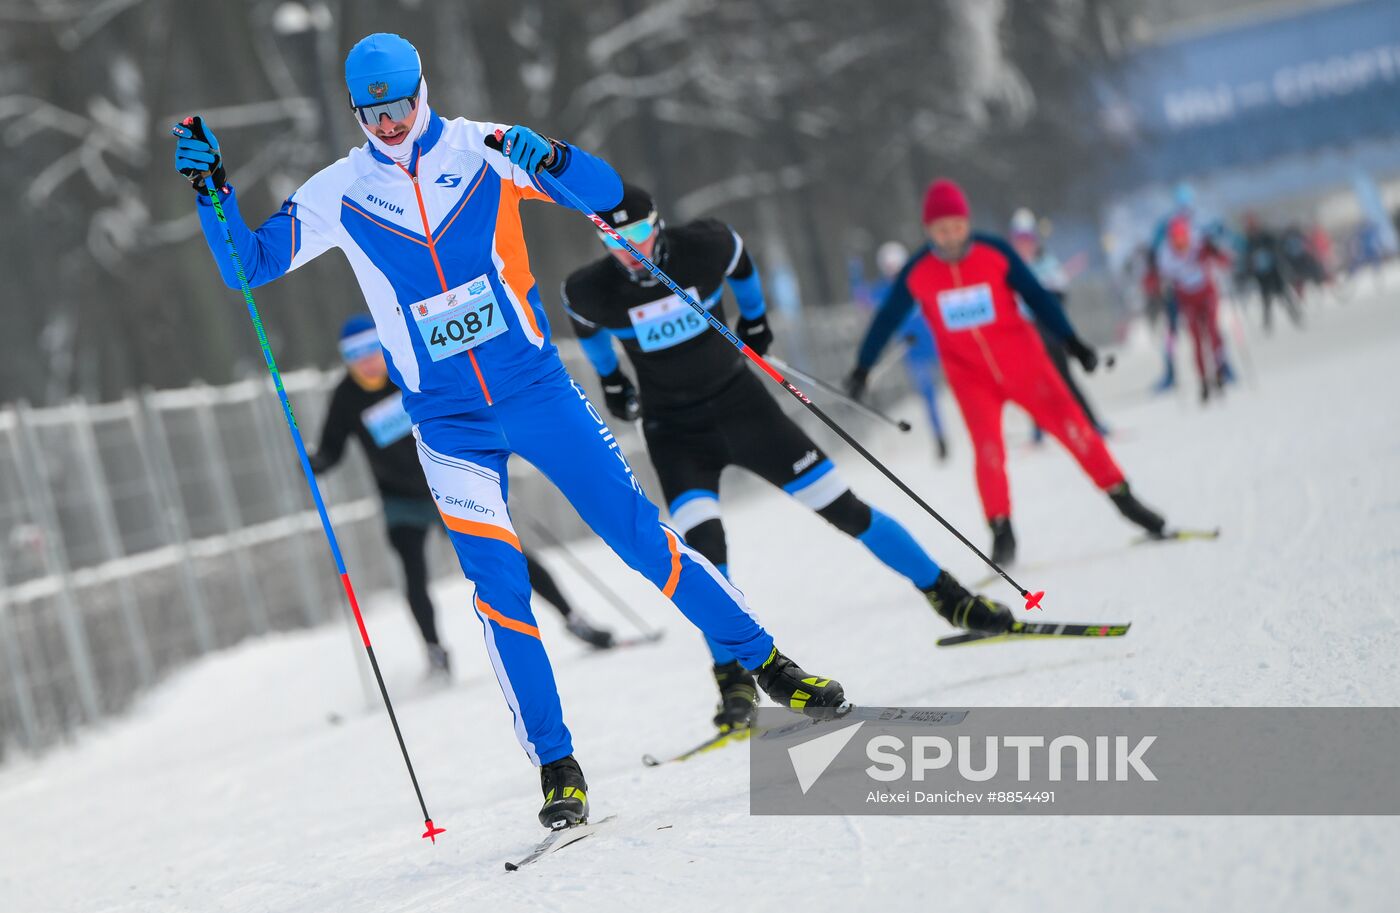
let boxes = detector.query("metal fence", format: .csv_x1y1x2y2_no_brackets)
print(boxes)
0,304,902,761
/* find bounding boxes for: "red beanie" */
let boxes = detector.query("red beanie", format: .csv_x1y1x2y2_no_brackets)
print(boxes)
923,178,970,224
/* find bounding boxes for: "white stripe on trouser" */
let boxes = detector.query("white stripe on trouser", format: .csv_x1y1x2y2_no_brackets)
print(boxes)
669,495,722,536
790,467,849,510
474,592,540,764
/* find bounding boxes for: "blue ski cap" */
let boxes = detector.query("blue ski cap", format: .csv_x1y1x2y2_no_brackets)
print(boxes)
345,33,422,107
338,314,381,362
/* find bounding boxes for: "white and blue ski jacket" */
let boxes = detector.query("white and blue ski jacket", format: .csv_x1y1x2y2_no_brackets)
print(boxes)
194,112,622,421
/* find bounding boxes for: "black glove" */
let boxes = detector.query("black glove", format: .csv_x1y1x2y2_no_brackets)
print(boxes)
171,116,226,193
845,366,870,401
599,370,640,421
735,314,773,357
1065,336,1099,374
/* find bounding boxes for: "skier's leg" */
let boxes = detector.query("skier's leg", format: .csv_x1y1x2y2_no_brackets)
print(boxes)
1182,298,1210,391
950,375,1012,522
505,369,776,671
524,549,615,649
724,394,943,591
413,418,572,766
1205,292,1227,384
1012,354,1126,493
386,521,440,646
1155,292,1178,391
1012,355,1166,534
524,550,573,617
642,417,762,730
906,357,947,455
641,417,735,663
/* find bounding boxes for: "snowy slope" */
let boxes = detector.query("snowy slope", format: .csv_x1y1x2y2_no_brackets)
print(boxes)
2,290,1398,913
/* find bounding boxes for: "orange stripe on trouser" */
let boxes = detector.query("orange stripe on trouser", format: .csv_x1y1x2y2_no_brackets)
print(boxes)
438,511,523,551
474,594,541,639
661,527,682,598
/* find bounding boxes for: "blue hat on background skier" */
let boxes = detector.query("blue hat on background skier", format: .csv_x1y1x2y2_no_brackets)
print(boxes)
345,32,422,113
338,314,381,362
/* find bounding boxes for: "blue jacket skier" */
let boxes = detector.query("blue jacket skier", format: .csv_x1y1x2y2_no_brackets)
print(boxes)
172,32,845,830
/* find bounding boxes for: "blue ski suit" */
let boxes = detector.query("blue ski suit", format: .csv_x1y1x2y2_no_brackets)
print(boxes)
192,110,773,765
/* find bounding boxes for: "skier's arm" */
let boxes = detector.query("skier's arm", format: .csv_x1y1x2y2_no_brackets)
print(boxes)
308,386,353,474
560,281,638,421
481,123,623,214
854,257,919,371
560,281,620,377
194,192,303,290
174,116,334,290
987,236,1077,343
724,229,765,319
722,227,773,355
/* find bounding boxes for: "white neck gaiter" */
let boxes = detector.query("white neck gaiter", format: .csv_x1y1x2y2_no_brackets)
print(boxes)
358,78,432,166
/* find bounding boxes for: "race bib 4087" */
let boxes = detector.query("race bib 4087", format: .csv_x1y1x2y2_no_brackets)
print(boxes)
410,274,508,362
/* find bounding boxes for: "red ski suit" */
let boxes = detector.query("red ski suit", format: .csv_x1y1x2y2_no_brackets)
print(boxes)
856,235,1124,520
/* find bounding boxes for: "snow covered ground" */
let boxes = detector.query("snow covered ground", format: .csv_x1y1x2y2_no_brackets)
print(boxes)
3,287,1398,913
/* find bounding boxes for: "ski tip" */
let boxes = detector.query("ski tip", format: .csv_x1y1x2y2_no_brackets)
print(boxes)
641,754,661,767
422,819,446,843
504,861,520,872
1024,590,1045,611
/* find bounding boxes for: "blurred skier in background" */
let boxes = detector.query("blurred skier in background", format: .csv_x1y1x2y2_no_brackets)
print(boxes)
1147,185,1238,394
1008,209,1107,440
564,185,1015,734
848,178,1170,566
873,241,950,461
1156,217,1232,403
1241,213,1302,334
310,315,618,682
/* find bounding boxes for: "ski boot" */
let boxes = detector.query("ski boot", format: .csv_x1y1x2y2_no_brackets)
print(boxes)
539,755,589,829
565,614,615,649
989,516,1016,566
1108,482,1167,538
924,570,1013,633
754,649,845,714
712,661,758,733
425,643,452,683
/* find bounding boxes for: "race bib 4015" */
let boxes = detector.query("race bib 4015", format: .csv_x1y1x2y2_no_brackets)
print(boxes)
628,288,710,352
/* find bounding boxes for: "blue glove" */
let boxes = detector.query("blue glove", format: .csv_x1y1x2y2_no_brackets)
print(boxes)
499,125,556,174
171,116,225,192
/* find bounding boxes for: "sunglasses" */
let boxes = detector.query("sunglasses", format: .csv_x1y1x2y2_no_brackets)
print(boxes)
351,89,419,125
598,215,658,250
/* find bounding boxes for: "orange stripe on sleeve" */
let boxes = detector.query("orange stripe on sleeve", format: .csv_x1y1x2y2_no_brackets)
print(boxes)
475,595,541,639
494,179,545,340
438,511,522,551
661,528,682,599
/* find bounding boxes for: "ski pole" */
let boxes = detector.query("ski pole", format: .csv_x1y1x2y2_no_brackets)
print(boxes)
766,356,911,432
179,119,444,844
491,135,1041,610
517,516,663,639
